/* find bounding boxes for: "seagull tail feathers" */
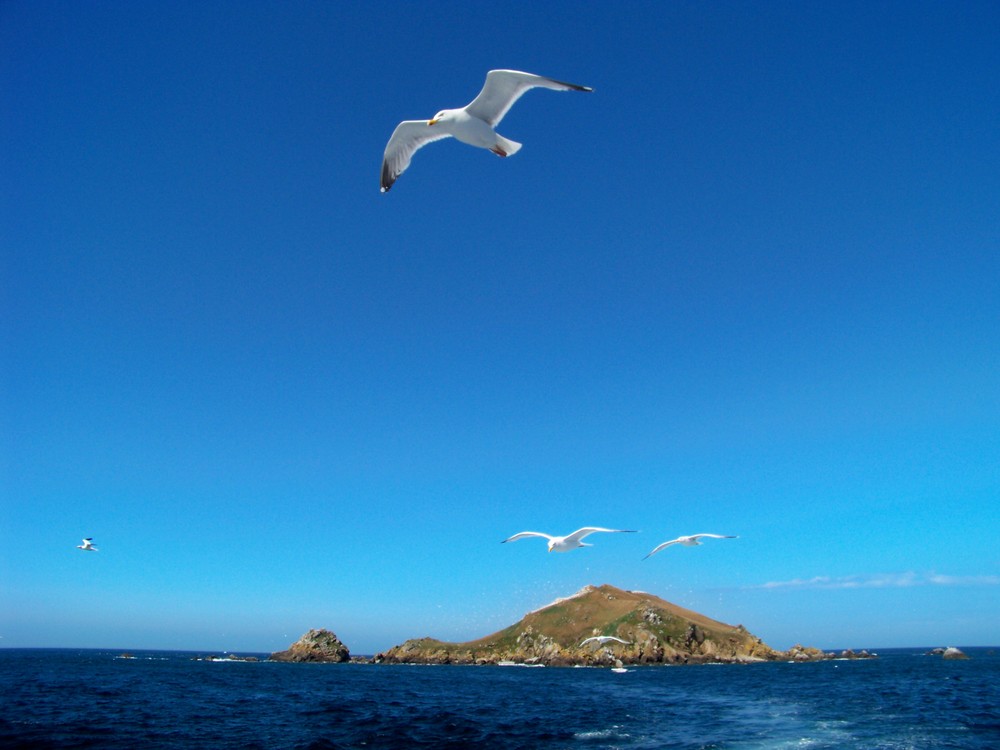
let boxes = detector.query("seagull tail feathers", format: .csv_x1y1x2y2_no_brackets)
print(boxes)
494,135,522,157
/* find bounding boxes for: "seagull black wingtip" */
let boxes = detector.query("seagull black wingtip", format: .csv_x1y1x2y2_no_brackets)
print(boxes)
542,74,594,93
380,161,395,192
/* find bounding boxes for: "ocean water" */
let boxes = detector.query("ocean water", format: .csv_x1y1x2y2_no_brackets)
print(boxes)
1,648,998,749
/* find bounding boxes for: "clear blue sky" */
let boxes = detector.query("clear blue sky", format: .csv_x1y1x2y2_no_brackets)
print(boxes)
2,0,998,654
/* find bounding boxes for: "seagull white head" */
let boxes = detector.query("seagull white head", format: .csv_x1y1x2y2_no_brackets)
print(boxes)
427,110,453,126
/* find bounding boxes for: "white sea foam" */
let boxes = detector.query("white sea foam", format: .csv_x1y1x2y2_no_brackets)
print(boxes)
574,726,631,741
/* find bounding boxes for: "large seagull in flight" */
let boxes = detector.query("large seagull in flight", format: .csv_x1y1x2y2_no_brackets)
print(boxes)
380,69,592,192
502,527,635,553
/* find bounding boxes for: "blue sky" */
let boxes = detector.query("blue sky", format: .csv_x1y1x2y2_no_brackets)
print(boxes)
2,0,998,654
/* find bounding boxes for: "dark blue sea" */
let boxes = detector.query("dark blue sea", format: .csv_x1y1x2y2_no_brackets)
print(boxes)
1,648,998,749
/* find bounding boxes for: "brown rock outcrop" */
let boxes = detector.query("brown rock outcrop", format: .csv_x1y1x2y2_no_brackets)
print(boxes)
269,628,350,663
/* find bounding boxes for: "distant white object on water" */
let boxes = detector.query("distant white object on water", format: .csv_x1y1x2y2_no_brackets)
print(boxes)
502,527,637,553
380,69,592,192
643,533,736,560
76,538,99,551
580,636,631,647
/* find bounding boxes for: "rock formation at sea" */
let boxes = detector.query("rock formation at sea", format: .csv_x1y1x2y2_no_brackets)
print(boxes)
925,646,970,659
373,584,872,666
269,628,350,663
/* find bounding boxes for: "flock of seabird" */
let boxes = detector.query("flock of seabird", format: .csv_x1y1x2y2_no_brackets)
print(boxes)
381,69,593,192
501,527,737,560
76,528,734,557
75,529,734,559
81,75,735,609
75,530,737,559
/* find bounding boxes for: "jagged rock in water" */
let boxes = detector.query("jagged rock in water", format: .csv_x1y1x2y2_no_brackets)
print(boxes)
269,629,350,663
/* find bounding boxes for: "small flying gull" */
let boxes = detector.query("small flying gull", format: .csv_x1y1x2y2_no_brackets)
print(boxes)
502,527,636,553
76,538,99,552
580,636,631,647
643,534,736,560
380,69,592,192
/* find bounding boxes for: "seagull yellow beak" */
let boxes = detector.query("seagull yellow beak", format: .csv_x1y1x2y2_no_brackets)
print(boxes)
428,118,438,126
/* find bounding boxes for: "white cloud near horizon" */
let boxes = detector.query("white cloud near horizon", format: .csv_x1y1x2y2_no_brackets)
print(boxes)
748,572,1000,591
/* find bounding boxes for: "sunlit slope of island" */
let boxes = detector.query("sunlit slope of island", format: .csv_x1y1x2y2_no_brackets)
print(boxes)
373,584,871,666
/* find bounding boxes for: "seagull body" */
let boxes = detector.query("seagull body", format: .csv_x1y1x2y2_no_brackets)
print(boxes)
76,538,99,552
580,636,631,647
643,534,736,560
381,69,592,192
501,527,636,553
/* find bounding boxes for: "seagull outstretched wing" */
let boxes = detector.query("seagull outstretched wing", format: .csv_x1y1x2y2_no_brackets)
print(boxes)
563,527,635,545
380,121,452,192
501,531,554,544
643,540,679,559
465,70,593,127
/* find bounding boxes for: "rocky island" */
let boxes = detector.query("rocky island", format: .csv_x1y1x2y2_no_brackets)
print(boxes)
373,584,873,666
269,628,351,663
267,585,875,667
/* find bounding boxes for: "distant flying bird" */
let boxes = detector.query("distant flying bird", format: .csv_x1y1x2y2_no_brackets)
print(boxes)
380,69,593,192
643,534,736,560
502,527,636,553
580,636,631,647
76,538,99,552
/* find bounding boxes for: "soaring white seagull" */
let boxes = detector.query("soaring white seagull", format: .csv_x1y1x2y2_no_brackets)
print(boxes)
76,538,99,552
501,527,636,553
643,534,736,560
380,69,592,192
580,636,631,647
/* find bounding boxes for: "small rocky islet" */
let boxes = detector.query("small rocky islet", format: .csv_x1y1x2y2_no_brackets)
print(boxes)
268,628,352,663
926,646,970,660
268,584,877,667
